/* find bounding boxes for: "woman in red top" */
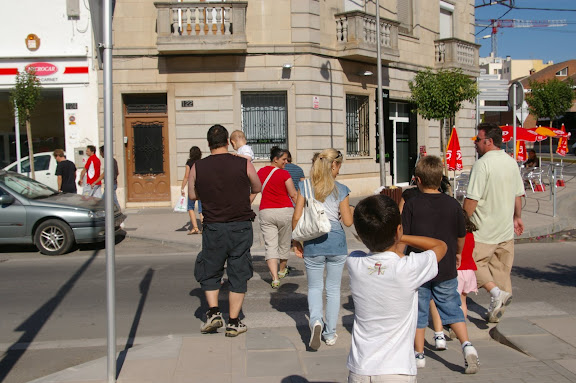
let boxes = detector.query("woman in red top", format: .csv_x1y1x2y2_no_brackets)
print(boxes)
257,146,298,289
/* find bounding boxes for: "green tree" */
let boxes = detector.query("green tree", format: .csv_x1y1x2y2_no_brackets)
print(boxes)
409,68,478,174
526,78,575,162
9,68,42,179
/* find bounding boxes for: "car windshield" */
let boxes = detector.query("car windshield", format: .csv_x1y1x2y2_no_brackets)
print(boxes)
0,172,57,199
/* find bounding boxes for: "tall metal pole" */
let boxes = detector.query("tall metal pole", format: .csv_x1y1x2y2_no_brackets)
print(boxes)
103,0,116,382
376,0,387,187
512,83,517,159
14,105,22,173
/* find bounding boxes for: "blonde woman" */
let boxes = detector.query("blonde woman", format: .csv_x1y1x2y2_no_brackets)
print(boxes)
292,149,353,350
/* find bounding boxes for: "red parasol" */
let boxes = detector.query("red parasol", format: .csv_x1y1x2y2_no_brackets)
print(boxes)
516,140,527,161
556,124,570,157
499,125,541,143
446,127,463,171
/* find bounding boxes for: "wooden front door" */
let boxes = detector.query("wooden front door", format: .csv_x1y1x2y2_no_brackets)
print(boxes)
124,115,171,202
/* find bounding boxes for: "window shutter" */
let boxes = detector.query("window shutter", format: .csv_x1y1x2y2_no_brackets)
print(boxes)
397,0,413,34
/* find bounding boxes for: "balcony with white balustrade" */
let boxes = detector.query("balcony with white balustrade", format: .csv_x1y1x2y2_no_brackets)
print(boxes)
434,38,480,76
334,11,400,64
155,2,247,54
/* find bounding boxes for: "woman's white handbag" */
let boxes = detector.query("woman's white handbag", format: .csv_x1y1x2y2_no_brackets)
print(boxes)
292,179,331,242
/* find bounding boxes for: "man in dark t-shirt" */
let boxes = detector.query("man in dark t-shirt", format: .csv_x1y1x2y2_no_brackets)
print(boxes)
53,149,77,193
188,124,261,338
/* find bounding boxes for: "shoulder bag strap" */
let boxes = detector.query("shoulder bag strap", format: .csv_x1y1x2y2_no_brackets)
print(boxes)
262,167,279,192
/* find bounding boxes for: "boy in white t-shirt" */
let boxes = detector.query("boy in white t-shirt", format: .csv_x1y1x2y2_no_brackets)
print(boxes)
346,195,447,383
230,130,254,162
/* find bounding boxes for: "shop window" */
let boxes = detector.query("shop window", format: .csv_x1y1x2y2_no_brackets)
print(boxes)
241,92,288,159
346,94,370,157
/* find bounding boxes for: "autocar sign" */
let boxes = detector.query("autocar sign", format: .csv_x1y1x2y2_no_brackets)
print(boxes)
25,62,58,76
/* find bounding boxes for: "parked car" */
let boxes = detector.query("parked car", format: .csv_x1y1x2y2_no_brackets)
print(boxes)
0,170,125,255
3,152,59,190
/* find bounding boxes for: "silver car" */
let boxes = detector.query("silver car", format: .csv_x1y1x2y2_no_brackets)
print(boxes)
0,170,125,255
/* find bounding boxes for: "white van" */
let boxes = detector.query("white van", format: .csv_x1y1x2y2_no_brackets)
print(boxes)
3,152,59,190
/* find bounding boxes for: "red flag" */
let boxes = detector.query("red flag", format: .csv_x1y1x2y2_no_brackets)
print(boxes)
556,124,569,157
446,127,463,171
516,140,526,161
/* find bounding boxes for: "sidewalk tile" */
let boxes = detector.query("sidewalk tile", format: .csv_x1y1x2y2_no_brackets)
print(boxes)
246,350,303,377
117,359,176,381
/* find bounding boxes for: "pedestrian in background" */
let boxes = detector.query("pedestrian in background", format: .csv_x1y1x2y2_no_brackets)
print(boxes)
257,146,297,289
78,145,102,197
53,149,77,194
94,145,119,208
292,148,353,350
463,122,525,323
284,150,305,192
181,146,203,234
189,124,261,337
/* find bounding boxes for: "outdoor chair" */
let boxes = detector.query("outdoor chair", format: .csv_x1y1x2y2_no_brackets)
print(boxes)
523,167,545,192
454,172,470,203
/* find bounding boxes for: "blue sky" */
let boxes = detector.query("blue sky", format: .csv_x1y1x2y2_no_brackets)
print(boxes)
475,0,576,64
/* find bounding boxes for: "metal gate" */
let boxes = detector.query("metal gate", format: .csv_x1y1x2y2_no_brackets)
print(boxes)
241,92,288,159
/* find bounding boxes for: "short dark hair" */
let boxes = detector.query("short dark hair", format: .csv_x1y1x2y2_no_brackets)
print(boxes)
270,146,288,162
87,145,96,154
477,122,503,147
286,150,293,163
99,145,104,154
354,195,401,252
188,146,202,161
415,155,443,189
207,124,229,150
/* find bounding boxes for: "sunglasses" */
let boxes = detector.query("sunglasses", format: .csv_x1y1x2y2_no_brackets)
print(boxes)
474,137,489,143
336,150,343,159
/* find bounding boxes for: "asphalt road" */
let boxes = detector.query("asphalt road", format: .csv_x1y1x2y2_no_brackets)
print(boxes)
0,237,575,383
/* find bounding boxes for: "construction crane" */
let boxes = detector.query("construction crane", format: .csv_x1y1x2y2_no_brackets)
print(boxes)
476,19,567,58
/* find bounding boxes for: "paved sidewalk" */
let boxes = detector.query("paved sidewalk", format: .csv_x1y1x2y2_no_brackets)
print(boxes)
28,171,576,383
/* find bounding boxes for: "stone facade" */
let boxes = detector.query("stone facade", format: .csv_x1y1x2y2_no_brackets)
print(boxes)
104,0,479,207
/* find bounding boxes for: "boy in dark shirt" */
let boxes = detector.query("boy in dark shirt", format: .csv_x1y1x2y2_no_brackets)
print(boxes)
53,149,77,193
402,155,479,374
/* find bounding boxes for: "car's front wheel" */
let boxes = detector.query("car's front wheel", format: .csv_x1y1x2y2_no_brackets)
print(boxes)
34,219,75,255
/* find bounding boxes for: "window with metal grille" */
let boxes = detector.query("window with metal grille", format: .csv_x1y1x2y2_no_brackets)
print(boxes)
241,92,288,159
346,94,370,157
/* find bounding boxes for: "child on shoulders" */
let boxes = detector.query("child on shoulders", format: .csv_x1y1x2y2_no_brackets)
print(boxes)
230,130,254,162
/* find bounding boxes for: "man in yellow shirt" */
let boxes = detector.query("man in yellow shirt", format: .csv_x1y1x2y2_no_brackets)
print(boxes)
463,123,525,323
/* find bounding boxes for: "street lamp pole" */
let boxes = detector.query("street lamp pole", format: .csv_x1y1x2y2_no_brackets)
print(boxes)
376,0,387,187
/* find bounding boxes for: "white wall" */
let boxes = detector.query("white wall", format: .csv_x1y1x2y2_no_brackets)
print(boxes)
1,0,93,59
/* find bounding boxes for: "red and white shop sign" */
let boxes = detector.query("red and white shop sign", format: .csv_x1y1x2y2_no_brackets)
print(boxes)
25,62,58,76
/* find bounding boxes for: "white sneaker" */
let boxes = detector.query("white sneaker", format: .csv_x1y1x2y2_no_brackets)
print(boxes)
463,344,480,374
309,321,322,350
415,352,426,368
325,334,338,346
488,290,513,323
434,334,447,350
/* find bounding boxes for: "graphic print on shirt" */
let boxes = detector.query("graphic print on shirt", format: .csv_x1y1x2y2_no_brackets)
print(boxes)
368,262,387,275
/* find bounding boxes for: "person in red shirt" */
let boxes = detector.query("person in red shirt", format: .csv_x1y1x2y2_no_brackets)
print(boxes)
78,145,102,198
257,146,297,288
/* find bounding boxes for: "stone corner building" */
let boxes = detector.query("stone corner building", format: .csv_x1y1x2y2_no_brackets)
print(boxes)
105,0,479,208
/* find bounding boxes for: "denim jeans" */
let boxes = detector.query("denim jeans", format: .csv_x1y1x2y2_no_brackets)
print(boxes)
303,254,347,340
